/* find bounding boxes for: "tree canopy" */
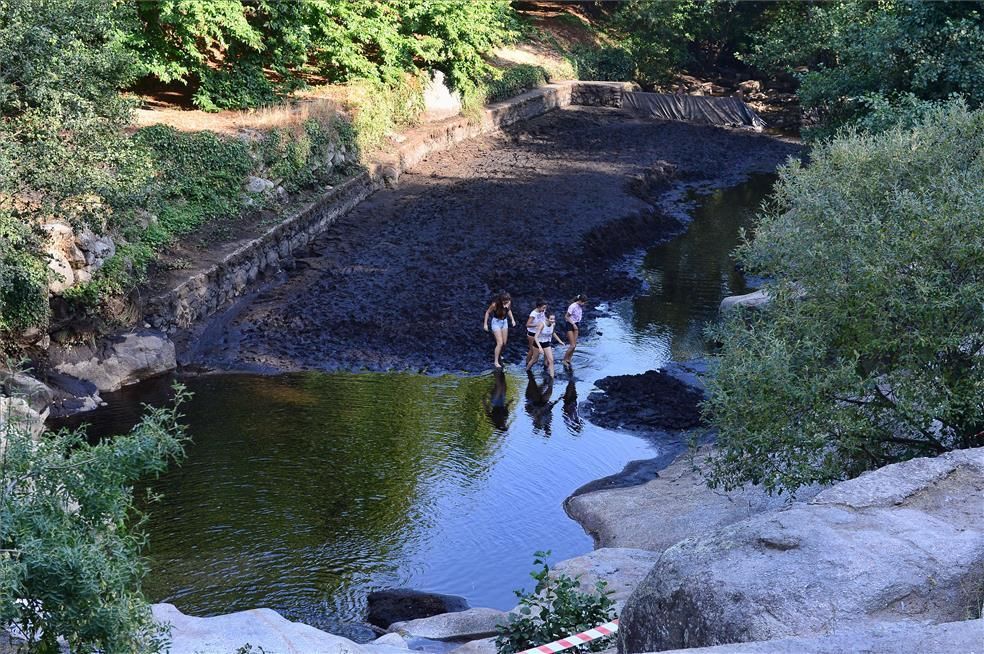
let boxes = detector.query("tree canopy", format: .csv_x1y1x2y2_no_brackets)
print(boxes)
703,101,984,494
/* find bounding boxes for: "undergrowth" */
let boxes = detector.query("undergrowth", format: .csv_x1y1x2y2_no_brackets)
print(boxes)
495,551,616,654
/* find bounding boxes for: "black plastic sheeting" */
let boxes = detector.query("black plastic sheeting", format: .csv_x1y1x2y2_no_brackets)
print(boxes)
623,91,767,129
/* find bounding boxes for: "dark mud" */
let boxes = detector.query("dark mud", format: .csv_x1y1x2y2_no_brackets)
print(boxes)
191,106,799,374
583,369,704,433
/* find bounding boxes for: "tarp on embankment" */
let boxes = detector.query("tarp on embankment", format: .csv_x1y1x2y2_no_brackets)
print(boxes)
623,92,767,130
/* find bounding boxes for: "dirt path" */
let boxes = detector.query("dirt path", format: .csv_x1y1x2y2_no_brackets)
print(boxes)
190,106,799,374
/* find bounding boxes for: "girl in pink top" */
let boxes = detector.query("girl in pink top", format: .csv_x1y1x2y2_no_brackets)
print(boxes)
563,294,588,366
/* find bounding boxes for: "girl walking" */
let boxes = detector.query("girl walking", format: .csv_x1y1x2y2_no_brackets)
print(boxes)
563,294,588,366
525,299,548,369
483,291,516,369
527,313,566,378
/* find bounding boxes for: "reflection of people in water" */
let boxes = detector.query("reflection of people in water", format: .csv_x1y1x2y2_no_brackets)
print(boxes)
483,369,512,431
562,372,582,434
525,370,559,435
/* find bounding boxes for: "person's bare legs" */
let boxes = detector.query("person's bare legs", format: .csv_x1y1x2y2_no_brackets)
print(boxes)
563,327,578,364
527,344,542,372
493,328,507,368
526,334,538,368
544,346,555,378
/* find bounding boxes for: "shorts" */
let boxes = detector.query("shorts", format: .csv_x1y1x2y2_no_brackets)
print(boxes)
527,330,538,337
567,322,579,333
537,341,552,349
490,317,509,331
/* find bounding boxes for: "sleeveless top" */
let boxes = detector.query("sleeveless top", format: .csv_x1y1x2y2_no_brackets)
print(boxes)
538,323,555,343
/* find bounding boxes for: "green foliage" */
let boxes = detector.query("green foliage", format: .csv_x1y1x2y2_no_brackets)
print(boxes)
0,0,136,121
567,45,635,83
194,63,278,112
612,0,770,87
128,0,519,111
0,0,144,335
703,101,984,494
485,65,549,103
743,1,984,136
495,551,616,654
0,216,48,333
345,75,424,154
0,386,189,653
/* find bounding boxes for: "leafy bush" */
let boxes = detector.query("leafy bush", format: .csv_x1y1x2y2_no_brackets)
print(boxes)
485,65,549,103
703,101,984,494
567,45,635,82
0,386,189,653
495,551,616,654
194,63,278,112
0,216,49,334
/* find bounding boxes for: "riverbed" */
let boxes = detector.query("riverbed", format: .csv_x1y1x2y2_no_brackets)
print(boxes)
56,108,795,639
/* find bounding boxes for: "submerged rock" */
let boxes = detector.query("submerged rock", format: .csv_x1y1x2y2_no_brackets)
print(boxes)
618,448,984,653
367,589,469,629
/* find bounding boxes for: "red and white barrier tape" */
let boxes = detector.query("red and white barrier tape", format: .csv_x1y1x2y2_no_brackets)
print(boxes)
517,619,619,654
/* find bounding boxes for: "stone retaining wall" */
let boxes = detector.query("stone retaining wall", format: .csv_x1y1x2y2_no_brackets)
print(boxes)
145,81,635,332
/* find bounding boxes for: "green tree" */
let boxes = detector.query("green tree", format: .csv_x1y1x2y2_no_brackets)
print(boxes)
703,101,984,494
0,387,189,653
743,0,984,136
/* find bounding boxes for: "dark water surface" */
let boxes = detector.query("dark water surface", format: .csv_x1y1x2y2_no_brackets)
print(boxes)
55,173,775,637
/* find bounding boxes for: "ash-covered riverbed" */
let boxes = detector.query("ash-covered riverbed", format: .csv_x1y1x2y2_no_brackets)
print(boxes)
56,107,797,638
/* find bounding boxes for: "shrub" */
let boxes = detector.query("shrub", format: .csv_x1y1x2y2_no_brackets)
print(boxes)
485,65,549,103
567,45,635,82
495,551,616,654
0,386,189,653
702,101,984,494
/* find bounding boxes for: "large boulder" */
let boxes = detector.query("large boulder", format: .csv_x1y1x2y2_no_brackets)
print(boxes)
651,619,984,654
566,447,817,552
153,603,409,654
618,448,984,653
50,330,176,393
366,589,469,629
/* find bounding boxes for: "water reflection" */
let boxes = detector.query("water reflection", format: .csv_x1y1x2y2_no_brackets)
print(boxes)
524,371,560,435
483,370,512,432
562,373,582,434
633,173,777,359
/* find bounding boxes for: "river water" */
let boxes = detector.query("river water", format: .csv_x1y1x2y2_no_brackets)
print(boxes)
55,173,775,638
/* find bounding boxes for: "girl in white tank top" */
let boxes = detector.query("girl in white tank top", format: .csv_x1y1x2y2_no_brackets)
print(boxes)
527,314,565,378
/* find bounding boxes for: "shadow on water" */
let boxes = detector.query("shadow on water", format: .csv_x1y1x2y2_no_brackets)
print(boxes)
50,172,777,638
